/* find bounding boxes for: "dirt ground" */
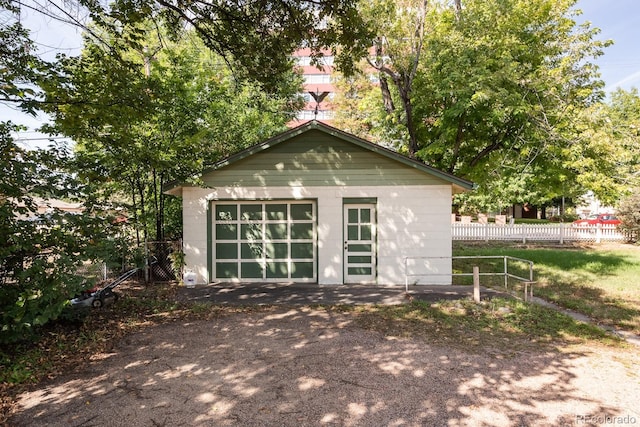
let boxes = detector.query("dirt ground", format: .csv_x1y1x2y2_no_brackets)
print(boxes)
9,306,640,427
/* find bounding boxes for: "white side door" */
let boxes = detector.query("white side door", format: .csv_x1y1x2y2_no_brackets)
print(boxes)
344,204,376,283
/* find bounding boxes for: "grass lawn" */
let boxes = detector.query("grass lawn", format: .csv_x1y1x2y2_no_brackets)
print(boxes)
453,241,640,335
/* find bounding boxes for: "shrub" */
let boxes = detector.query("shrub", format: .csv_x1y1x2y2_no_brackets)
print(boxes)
616,192,640,243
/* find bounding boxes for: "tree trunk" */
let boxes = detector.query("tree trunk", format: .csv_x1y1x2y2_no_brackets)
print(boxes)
400,89,419,157
369,0,428,159
136,176,147,244
449,116,465,173
152,168,162,242
130,179,140,246
379,76,395,114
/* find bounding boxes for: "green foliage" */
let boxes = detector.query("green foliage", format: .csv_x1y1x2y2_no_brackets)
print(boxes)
0,123,125,344
415,0,608,195
0,12,51,115
74,0,371,92
43,27,301,242
564,90,640,206
168,246,186,278
340,0,633,212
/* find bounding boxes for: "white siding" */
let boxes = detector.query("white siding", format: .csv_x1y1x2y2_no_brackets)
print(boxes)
181,187,210,284
181,185,453,285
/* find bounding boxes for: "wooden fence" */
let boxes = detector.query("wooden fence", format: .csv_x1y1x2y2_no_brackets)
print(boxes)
452,223,630,244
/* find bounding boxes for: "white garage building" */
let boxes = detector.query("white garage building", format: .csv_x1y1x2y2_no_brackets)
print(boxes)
165,121,474,285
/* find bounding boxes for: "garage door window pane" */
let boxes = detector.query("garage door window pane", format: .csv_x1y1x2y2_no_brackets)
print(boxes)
266,261,289,278
291,243,313,258
360,209,371,223
216,205,237,221
216,224,237,240
241,223,262,240
241,262,263,278
266,204,287,220
241,243,263,260
291,262,314,278
241,204,262,221
216,243,237,259
266,223,288,239
265,243,288,259
291,223,313,240
216,262,238,278
291,204,313,220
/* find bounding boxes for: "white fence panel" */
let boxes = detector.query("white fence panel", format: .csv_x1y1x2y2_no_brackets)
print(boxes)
452,223,626,243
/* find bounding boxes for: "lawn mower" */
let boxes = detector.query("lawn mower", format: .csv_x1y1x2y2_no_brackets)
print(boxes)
70,266,140,309
70,257,156,309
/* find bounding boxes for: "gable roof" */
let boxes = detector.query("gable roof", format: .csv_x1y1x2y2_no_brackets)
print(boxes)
165,120,475,196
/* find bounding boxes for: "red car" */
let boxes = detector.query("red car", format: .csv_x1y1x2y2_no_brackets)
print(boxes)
573,214,620,227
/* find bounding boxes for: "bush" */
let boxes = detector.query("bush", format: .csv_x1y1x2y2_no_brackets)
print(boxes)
548,213,579,223
617,192,640,243
0,124,128,344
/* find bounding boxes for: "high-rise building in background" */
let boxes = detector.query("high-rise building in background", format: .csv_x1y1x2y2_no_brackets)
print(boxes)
289,48,336,125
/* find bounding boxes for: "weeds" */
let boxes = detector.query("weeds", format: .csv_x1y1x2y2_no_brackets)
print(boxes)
353,298,622,354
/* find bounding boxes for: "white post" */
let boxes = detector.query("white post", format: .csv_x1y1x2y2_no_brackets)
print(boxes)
596,223,602,244
559,223,564,245
404,257,408,293
473,266,480,303
504,257,508,289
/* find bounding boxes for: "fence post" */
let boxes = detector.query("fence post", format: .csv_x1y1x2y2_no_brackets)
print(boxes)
473,266,480,303
144,239,149,284
559,223,564,245
596,223,602,244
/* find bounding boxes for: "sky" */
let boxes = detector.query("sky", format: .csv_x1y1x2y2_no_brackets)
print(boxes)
4,0,640,146
577,0,640,92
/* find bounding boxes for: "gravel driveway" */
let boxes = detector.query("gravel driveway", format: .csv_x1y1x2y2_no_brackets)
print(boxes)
11,307,640,427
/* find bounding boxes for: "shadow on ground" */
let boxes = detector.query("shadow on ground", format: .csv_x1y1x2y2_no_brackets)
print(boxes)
11,307,640,427
174,283,508,306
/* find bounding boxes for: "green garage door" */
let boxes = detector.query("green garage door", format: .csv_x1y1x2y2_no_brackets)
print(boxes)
213,201,316,282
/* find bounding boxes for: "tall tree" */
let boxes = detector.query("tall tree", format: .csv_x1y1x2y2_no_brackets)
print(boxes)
339,0,612,212
415,0,608,177
362,0,430,157
30,0,371,91
43,27,302,242
1,3,124,342
566,88,640,205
